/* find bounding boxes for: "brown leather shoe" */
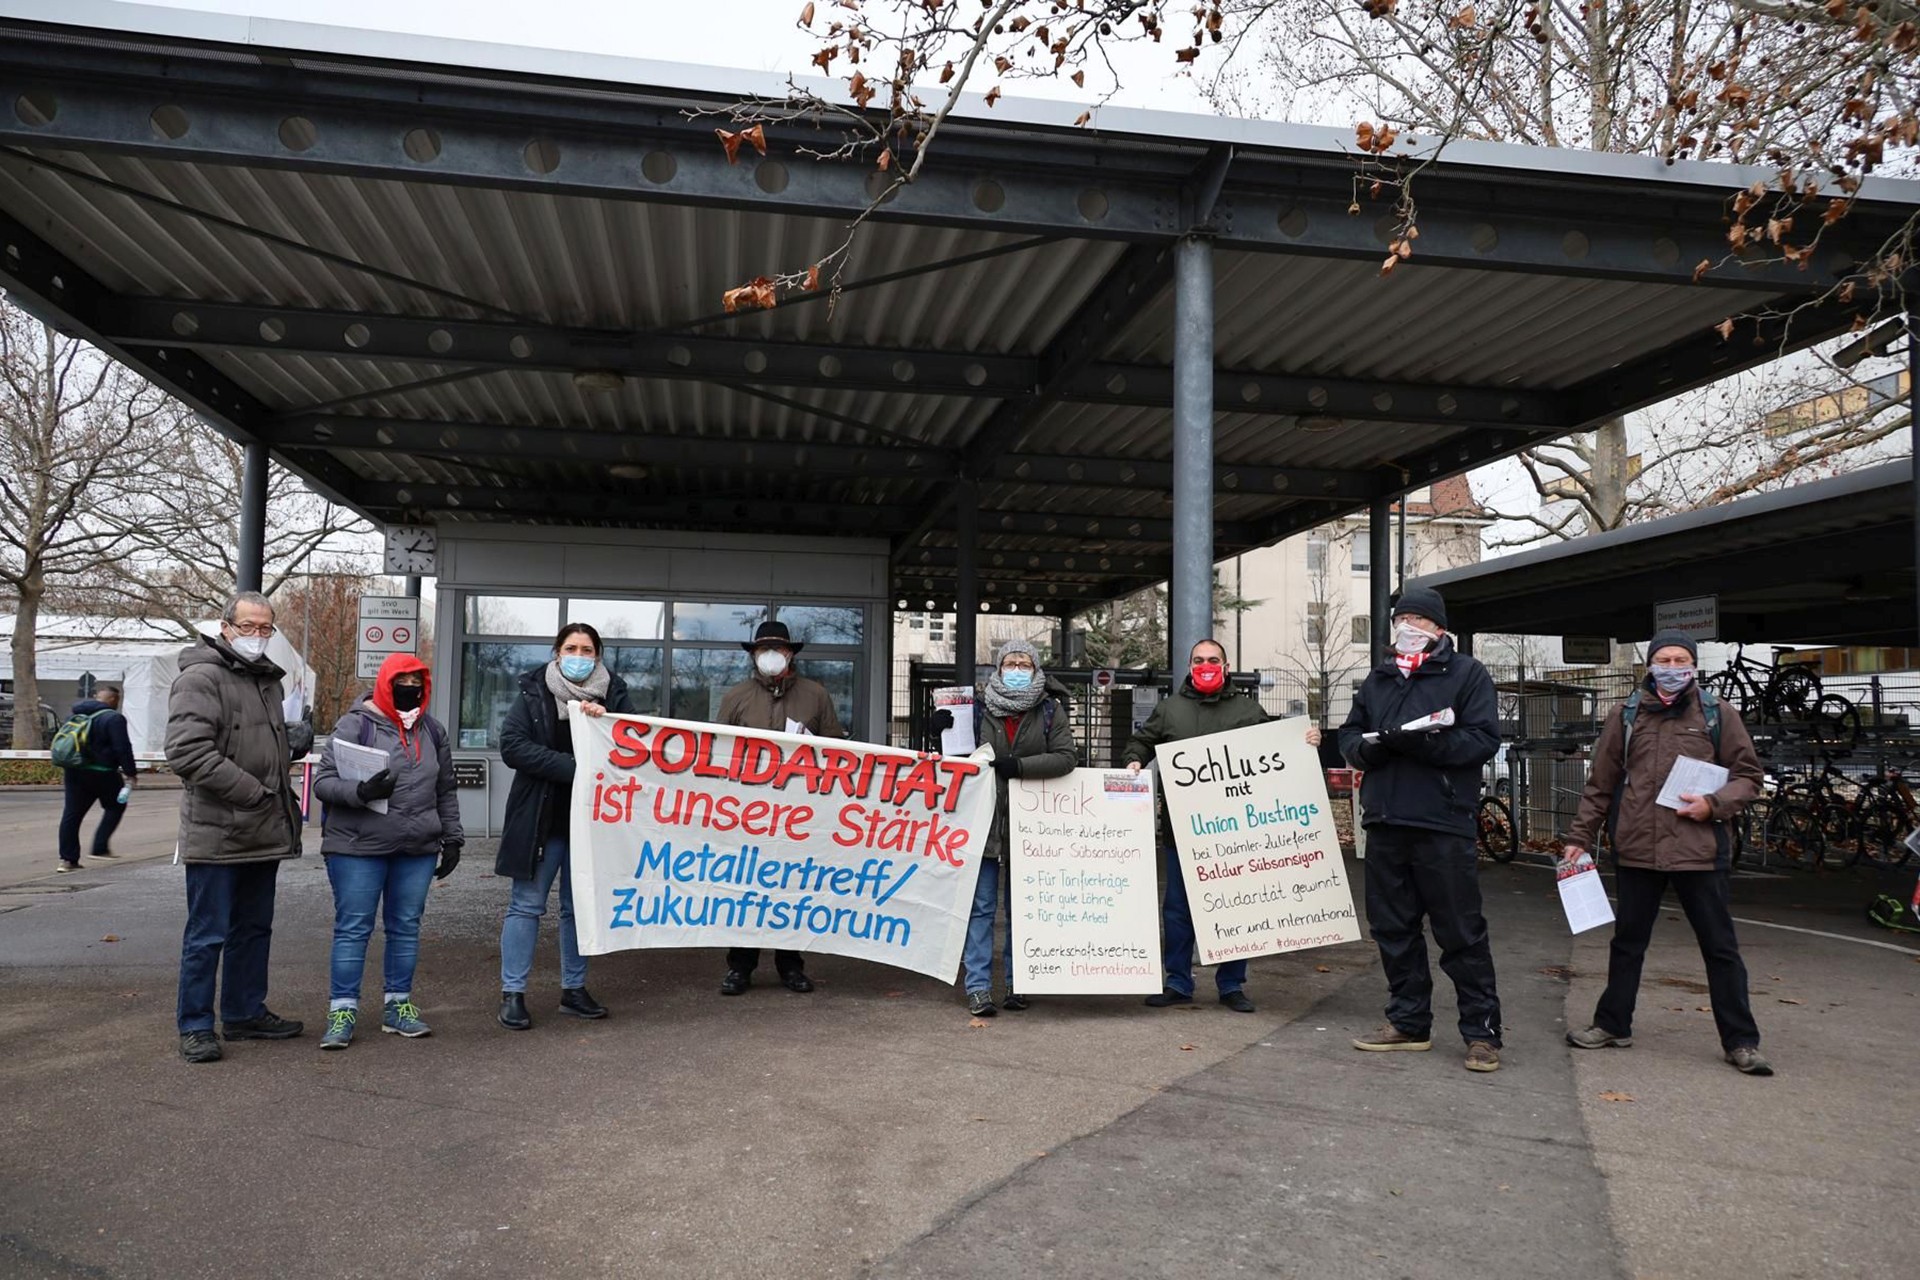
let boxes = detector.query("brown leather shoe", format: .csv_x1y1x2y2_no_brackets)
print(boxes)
1351,1024,1432,1052
1465,1041,1501,1072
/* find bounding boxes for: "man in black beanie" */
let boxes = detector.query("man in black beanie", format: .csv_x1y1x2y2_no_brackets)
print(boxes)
1338,586,1505,1072
1562,628,1771,1075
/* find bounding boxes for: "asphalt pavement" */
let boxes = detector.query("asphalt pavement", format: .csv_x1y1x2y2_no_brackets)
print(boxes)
0,788,1914,1279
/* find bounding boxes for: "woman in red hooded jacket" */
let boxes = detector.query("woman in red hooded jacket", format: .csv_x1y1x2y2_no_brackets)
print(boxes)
310,653,462,1050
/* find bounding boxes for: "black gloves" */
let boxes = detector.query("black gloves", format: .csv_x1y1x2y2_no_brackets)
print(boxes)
1380,728,1439,753
930,708,955,732
990,755,1023,779
356,769,397,803
435,841,463,880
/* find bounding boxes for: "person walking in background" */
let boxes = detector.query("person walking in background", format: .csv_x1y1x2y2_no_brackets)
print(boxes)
53,682,137,872
714,619,848,997
937,638,1076,1019
164,592,314,1064
1124,637,1319,1014
1339,586,1505,1073
495,622,631,1031
310,654,462,1050
1562,629,1772,1076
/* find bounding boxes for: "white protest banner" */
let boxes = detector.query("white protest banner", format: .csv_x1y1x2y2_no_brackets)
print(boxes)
1007,769,1161,994
568,712,995,979
1158,718,1361,963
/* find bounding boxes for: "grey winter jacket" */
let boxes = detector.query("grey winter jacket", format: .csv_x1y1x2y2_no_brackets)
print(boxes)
312,698,462,858
163,635,314,864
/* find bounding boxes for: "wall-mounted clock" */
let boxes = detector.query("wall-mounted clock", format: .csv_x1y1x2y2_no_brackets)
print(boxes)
384,524,438,575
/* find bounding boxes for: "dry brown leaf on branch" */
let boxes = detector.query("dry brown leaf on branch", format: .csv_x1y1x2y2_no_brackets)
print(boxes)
875,148,891,171
798,1,815,27
1176,46,1200,63
985,86,1002,108
804,263,822,292
940,61,955,84
1380,254,1399,277
1598,1090,1636,1103
1715,317,1736,340
1692,258,1713,283
1452,4,1477,25
721,277,779,313
1071,69,1085,88
1073,110,1091,128
714,125,767,165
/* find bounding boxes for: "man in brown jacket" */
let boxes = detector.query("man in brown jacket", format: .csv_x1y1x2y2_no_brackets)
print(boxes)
714,619,847,996
165,591,315,1063
1562,629,1772,1075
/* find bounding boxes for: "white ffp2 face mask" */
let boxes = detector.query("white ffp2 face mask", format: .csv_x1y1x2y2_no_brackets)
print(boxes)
231,634,270,661
755,650,790,678
1393,624,1433,656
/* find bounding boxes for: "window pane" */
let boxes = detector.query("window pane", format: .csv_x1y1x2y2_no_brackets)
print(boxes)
1351,614,1370,645
1350,537,1371,574
670,648,751,721
797,658,857,731
776,604,864,647
605,645,665,715
457,642,551,749
672,601,767,643
465,595,558,637
568,598,665,641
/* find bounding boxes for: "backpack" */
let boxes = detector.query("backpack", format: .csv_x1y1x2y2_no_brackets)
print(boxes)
49,709,107,769
318,709,444,832
1621,685,1721,761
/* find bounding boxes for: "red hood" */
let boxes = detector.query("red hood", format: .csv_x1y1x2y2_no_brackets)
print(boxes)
370,651,431,730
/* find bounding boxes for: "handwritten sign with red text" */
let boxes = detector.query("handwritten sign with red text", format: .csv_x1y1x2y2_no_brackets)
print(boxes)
567,712,996,979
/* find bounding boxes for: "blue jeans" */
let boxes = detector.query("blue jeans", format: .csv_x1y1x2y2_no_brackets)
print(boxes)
1162,843,1247,997
324,853,437,1004
59,768,126,863
500,837,586,992
961,858,1014,995
177,860,281,1033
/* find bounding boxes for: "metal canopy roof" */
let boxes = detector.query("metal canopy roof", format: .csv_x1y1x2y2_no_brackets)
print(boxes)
1409,460,1917,647
3,1,1917,615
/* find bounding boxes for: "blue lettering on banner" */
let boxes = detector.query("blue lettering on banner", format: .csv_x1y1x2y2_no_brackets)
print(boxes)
606,840,918,948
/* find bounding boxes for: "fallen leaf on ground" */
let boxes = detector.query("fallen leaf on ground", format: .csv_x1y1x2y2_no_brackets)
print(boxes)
1599,1090,1636,1103
101,934,120,943
1031,1150,1048,1158
1497,1184,1511,1192
1778,997,1805,1005
1315,965,1332,973
1179,1043,1197,1051
970,1116,989,1122
884,990,904,998
967,1018,990,1029
1389,1188,1403,1196
1537,966,1574,979
1697,1006,1711,1012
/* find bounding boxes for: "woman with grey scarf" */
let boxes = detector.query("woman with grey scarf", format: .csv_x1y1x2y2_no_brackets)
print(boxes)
936,638,1076,1018
493,622,634,1030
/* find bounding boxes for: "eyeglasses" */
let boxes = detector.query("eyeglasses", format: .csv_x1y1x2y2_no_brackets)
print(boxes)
230,622,277,637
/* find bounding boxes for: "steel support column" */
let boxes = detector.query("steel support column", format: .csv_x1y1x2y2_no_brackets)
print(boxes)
954,480,980,688
1369,497,1395,665
1910,314,1919,647
238,442,269,594
1170,235,1216,668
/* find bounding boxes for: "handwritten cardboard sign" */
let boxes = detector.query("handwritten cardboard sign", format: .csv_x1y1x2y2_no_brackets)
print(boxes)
1157,718,1360,963
567,713,996,979
1007,769,1162,994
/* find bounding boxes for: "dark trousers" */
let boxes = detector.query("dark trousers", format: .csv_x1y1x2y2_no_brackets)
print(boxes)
1593,865,1759,1051
727,948,804,977
1161,843,1248,996
1364,825,1502,1046
58,769,126,864
176,860,281,1033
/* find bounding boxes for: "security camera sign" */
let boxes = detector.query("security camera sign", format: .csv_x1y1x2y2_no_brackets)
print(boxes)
357,595,420,677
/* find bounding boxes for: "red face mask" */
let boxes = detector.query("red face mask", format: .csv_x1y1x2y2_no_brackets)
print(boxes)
1190,663,1226,693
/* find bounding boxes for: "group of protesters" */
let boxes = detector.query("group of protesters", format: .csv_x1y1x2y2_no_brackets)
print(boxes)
140,586,1772,1078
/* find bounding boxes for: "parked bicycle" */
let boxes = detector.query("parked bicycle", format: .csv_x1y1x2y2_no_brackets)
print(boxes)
1703,642,1822,723
1476,794,1518,863
1762,755,1871,870
1852,763,1918,867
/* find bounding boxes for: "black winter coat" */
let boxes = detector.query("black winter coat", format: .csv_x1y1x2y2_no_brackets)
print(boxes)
1337,637,1500,837
494,666,634,880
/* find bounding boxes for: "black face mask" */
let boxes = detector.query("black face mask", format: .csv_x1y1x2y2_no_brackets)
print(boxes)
391,684,425,712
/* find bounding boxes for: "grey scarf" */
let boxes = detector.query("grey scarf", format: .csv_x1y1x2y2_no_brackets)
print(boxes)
981,668,1046,718
544,657,611,706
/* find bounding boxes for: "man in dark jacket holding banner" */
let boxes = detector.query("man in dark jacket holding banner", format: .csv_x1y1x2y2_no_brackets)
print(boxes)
1339,586,1505,1072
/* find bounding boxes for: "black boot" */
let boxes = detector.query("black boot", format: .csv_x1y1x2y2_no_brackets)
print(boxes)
497,990,531,1030
559,987,608,1020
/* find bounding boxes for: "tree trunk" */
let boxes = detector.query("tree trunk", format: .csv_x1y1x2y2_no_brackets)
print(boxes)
9,577,45,750
1591,417,1629,533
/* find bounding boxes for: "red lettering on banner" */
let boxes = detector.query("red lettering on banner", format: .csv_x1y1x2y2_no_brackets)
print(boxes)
690,733,732,780
607,720,651,769
654,728,699,773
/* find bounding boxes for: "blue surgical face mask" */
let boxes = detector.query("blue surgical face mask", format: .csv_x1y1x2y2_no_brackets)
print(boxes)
1651,665,1695,695
559,655,596,682
1002,669,1034,690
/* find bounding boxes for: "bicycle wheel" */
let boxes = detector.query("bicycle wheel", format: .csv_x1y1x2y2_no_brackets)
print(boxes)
1763,801,1823,868
1764,666,1819,722
1813,800,1859,870
1853,786,1912,867
1476,795,1518,863
1808,695,1861,751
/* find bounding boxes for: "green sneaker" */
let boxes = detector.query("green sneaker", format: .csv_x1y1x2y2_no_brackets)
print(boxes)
382,999,431,1038
319,1007,357,1051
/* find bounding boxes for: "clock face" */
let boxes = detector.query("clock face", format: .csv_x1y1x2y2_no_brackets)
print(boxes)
384,525,438,575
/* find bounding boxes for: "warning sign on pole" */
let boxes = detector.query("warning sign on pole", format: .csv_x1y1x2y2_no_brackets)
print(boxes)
357,596,420,677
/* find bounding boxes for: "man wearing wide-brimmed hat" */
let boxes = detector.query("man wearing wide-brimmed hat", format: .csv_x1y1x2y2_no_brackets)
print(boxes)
714,619,848,997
